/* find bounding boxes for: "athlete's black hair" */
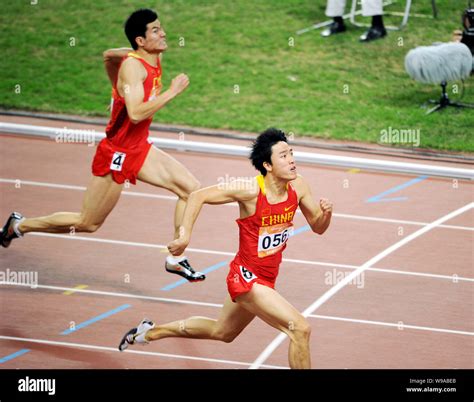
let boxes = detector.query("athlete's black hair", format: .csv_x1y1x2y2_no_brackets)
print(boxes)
249,128,288,176
125,8,159,50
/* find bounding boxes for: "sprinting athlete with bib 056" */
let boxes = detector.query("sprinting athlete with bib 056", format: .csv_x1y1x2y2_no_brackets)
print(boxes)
119,128,333,369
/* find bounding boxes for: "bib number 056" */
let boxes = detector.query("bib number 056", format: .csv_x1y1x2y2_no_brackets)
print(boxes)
260,228,290,251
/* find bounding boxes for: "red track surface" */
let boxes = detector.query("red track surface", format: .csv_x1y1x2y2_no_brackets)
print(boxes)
0,117,472,369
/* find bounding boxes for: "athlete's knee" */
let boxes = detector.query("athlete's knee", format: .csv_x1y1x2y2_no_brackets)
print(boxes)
75,219,103,233
77,223,102,233
212,328,238,343
287,317,311,342
180,178,201,201
190,177,201,192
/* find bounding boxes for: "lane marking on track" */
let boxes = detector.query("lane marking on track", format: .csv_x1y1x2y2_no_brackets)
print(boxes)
1,282,472,336
63,284,88,295
1,282,224,307
0,348,30,364
1,178,472,231
0,178,176,200
249,202,474,369
0,335,287,369
23,232,474,282
366,175,428,203
60,304,131,335
308,314,474,336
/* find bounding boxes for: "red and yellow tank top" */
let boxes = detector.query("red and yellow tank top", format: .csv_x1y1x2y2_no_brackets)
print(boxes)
232,175,298,282
105,53,162,149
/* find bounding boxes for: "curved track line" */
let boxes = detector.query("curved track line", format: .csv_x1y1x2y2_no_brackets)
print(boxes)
249,202,474,369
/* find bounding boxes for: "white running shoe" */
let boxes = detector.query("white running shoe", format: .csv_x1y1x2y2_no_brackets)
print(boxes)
0,212,24,248
165,256,206,282
118,319,155,351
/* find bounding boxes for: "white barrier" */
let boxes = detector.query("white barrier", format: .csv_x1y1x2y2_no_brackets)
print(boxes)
0,122,472,180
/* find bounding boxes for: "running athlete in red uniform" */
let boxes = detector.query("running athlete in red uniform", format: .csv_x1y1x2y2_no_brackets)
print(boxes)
119,128,333,369
0,9,205,281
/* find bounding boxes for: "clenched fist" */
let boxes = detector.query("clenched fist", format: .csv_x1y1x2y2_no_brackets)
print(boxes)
170,73,189,96
167,227,190,256
320,198,333,215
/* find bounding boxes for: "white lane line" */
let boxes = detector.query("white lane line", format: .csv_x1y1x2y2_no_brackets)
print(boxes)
26,232,474,282
249,202,474,369
1,282,223,308
29,232,235,257
359,266,473,283
3,283,471,338
334,212,473,232
308,314,474,337
0,178,176,200
1,178,472,231
0,335,286,369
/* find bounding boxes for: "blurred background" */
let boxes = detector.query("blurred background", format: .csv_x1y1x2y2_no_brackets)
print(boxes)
1,0,472,151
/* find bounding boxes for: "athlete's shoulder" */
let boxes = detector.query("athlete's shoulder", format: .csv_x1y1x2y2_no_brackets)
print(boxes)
120,56,144,69
120,56,147,77
290,174,310,197
231,178,259,201
290,174,307,188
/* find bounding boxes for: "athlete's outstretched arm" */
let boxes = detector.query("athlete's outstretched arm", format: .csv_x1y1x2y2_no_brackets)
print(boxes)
296,177,332,235
120,58,189,124
167,181,257,256
103,47,132,85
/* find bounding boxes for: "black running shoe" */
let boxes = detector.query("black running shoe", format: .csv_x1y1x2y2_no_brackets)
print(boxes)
0,212,24,248
118,319,155,351
165,256,206,282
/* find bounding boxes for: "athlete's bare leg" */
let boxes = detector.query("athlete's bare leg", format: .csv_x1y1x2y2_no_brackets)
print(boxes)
18,174,123,234
137,146,200,243
145,295,255,342
236,283,312,369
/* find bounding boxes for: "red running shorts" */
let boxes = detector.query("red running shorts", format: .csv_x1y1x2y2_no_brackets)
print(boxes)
92,138,152,185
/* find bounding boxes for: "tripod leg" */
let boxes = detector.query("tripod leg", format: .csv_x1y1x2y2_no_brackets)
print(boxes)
450,102,474,109
426,103,443,114
431,0,438,19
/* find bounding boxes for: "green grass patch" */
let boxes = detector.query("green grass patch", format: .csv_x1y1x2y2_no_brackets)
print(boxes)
1,0,473,151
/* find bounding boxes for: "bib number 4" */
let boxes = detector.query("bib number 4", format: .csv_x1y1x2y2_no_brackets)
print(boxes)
110,152,126,172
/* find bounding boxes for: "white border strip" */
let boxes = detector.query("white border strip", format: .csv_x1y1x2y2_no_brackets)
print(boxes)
249,202,474,369
1,122,472,180
0,335,286,369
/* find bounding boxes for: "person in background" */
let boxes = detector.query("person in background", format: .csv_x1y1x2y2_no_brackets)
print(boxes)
321,0,387,42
